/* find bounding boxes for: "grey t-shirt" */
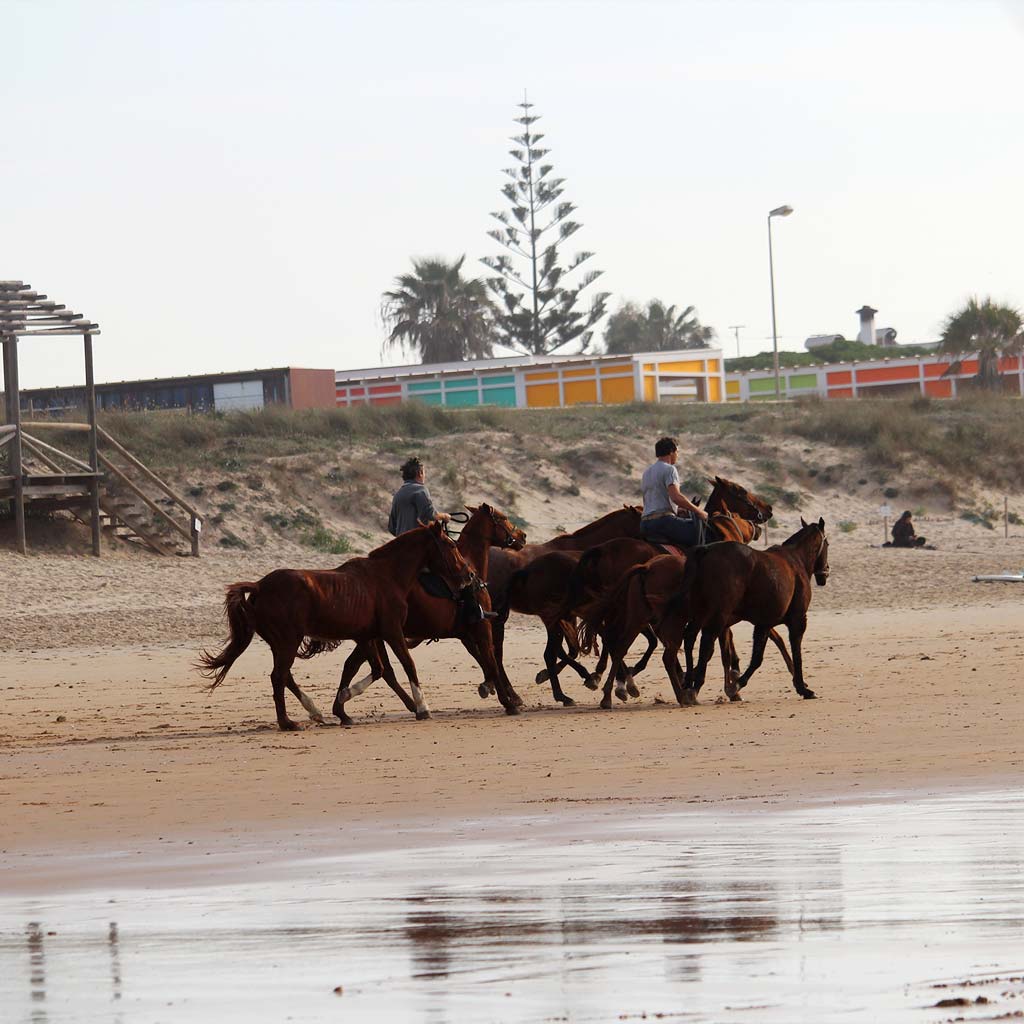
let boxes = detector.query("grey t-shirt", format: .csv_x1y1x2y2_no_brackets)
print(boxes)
641,460,680,518
388,480,437,536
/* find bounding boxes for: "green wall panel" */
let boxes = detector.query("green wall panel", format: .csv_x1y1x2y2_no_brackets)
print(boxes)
444,389,481,407
787,373,818,389
748,378,777,393
481,386,517,407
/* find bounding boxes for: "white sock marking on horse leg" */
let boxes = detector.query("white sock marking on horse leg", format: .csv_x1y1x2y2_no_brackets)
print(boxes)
347,670,375,698
409,680,429,715
296,687,326,723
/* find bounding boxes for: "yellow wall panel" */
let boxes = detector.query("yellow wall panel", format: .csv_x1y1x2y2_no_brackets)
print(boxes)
599,363,632,376
562,367,596,379
706,360,720,373
564,379,598,405
601,376,635,404
726,379,741,395
527,382,561,407
643,377,657,401
643,363,656,372
655,360,705,374
708,376,722,402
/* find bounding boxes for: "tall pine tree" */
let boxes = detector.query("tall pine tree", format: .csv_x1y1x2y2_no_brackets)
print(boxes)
482,97,609,355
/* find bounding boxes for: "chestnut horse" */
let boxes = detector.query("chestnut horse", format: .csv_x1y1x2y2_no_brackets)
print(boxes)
516,478,775,705
327,504,527,722
681,518,830,705
198,521,474,731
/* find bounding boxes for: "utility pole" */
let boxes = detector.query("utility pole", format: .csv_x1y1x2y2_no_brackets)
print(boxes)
728,325,746,359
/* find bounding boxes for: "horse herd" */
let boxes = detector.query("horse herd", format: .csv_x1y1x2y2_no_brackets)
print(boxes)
199,476,830,731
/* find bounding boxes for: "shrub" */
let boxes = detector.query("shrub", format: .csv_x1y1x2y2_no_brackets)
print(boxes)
304,527,353,555
838,520,857,533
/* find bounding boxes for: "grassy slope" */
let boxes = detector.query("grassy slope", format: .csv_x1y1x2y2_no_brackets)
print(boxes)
8,396,1024,552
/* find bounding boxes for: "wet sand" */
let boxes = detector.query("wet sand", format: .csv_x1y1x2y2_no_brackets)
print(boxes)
2,790,1023,1023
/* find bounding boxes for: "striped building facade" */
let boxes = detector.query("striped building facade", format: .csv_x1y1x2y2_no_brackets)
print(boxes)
335,349,726,409
725,352,1024,401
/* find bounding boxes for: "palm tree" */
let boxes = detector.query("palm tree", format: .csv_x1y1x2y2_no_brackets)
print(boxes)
381,256,497,363
603,299,716,354
939,297,1023,390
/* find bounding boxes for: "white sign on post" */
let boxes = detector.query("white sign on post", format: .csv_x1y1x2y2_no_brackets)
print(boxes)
878,504,892,517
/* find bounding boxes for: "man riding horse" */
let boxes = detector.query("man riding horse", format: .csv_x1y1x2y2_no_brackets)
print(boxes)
389,456,494,622
640,436,709,548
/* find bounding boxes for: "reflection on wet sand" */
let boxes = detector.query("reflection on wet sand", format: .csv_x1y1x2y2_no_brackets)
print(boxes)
1,789,1022,1023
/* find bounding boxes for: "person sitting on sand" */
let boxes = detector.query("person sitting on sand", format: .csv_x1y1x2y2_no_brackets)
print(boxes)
890,510,926,548
640,436,709,548
388,457,450,537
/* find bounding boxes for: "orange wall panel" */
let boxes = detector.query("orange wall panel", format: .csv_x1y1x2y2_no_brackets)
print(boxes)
829,387,854,398
827,370,852,386
855,365,920,383
564,379,598,405
527,382,560,407
924,379,953,398
601,377,635,403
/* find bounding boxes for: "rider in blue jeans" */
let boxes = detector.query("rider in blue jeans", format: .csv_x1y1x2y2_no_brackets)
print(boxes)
640,436,709,547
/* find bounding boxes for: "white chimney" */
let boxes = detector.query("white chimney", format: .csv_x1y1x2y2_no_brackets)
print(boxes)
856,305,877,346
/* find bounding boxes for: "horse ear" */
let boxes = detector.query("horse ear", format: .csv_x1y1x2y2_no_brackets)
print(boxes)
465,504,479,514
818,517,825,530
706,477,716,486
800,516,808,528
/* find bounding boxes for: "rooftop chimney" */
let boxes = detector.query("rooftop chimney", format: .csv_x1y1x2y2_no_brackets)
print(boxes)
856,305,877,346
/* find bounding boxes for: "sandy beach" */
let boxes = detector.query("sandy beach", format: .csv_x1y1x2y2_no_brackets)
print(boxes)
3,506,1024,891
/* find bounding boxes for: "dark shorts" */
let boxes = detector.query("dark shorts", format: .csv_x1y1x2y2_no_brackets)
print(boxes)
641,516,701,548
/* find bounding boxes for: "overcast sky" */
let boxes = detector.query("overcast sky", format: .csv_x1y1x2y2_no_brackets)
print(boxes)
6,0,1024,388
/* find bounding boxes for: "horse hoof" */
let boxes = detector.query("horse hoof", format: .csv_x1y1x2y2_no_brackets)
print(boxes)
505,703,522,716
600,697,612,710
560,697,576,708
801,689,817,699
415,710,431,721
584,674,601,691
680,690,698,707
338,715,354,727
614,687,628,703
279,719,302,732
535,669,550,684
626,681,640,699
728,692,743,703
477,683,490,700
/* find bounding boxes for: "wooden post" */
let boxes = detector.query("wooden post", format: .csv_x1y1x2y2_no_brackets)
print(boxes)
882,516,888,545
1005,496,1009,539
5,337,27,554
84,333,101,556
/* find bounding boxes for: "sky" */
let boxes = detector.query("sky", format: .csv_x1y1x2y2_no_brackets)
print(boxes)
5,0,1024,388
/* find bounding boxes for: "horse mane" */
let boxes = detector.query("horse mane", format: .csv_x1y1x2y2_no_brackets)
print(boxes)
366,524,435,560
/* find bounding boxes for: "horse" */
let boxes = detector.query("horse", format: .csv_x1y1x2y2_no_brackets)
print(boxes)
522,478,775,705
681,518,830,705
477,505,644,701
326,504,527,722
197,521,475,731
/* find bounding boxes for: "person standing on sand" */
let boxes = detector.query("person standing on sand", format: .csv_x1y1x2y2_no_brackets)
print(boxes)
388,456,451,536
640,436,708,548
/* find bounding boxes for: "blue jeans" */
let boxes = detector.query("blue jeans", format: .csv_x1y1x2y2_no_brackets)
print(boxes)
641,515,702,548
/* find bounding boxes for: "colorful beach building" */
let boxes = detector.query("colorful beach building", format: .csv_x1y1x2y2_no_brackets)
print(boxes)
334,349,726,409
725,352,1024,401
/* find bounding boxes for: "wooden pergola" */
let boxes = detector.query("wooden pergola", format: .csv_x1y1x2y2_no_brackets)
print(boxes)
1,280,103,555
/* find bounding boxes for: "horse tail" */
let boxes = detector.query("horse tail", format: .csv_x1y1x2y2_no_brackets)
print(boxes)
565,546,602,612
576,564,649,655
296,637,344,660
197,583,258,689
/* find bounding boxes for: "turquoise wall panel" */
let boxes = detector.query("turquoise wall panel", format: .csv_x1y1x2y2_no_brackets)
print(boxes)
444,389,481,407
479,374,516,386
481,386,518,407
408,380,441,393
415,393,443,406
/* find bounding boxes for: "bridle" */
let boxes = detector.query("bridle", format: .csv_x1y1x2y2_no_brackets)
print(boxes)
813,533,830,581
445,507,522,549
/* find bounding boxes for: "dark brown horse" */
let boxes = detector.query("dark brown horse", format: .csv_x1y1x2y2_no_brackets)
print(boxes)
477,505,644,701
682,518,830,704
197,521,475,731
525,478,775,703
328,504,527,722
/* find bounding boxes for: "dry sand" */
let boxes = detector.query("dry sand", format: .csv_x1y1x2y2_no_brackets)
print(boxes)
3,504,1024,888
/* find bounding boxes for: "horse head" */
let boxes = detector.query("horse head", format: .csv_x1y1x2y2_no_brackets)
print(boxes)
468,503,527,550
707,476,773,524
800,516,830,586
422,519,476,591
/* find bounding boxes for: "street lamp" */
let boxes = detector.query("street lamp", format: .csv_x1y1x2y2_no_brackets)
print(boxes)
767,204,793,398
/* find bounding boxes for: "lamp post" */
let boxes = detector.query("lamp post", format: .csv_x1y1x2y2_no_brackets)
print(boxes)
767,204,793,398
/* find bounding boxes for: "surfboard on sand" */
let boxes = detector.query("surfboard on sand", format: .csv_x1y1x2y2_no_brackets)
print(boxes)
972,572,1024,583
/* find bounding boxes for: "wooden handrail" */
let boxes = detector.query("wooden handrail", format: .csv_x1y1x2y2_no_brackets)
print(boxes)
20,421,90,432
95,426,199,520
20,430,93,472
98,454,191,543
19,435,66,473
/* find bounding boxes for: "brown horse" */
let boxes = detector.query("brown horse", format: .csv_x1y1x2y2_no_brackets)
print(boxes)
528,478,775,703
477,505,644,701
328,504,527,722
198,521,475,731
682,518,830,705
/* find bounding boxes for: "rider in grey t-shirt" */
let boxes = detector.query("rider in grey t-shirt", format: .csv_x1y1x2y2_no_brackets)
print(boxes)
388,457,450,536
640,436,708,548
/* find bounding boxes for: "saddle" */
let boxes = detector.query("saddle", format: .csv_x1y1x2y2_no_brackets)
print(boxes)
418,570,456,601
652,543,688,561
